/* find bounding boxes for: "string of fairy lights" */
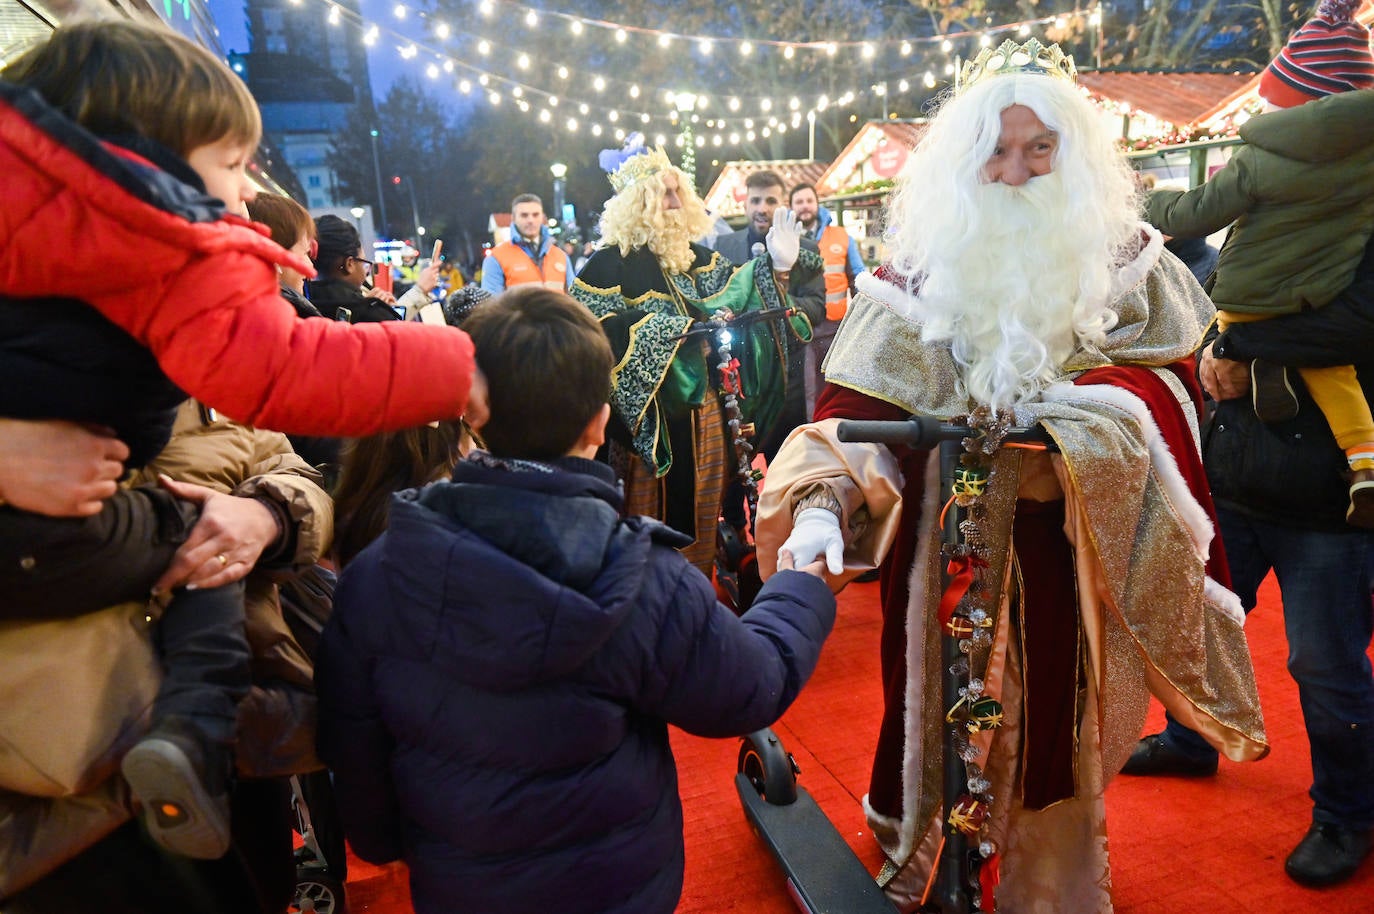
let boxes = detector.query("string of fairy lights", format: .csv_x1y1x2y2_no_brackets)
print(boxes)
285,0,1104,148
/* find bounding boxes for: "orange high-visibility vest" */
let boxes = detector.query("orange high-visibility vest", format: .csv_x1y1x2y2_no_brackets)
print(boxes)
488,240,569,290
818,224,852,321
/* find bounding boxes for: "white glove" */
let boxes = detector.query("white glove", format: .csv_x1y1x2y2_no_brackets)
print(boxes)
765,206,802,272
779,507,844,575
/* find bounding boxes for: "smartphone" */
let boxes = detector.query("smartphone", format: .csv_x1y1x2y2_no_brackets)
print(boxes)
431,239,443,263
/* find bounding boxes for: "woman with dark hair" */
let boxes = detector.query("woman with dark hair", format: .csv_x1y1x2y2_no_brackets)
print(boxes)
308,215,437,323
331,421,467,568
331,283,485,566
245,193,320,318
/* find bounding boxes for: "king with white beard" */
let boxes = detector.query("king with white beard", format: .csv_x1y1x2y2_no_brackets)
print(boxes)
755,40,1268,913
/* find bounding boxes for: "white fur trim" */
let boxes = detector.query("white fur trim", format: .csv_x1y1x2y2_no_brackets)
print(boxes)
855,270,919,319
1205,576,1246,627
892,451,943,867
1108,223,1163,302
1039,380,1213,564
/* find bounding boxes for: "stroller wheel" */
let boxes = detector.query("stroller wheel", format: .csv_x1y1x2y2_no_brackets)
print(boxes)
290,872,347,914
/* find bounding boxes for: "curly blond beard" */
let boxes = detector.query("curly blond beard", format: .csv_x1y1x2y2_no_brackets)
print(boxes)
598,168,714,275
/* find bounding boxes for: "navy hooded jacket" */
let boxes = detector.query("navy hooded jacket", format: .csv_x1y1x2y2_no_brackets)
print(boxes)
315,455,835,914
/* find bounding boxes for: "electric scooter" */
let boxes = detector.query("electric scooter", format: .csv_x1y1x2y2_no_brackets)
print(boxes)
736,412,1052,914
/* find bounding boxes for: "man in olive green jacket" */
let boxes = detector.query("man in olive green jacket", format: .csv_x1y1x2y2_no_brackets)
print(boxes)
1146,88,1374,526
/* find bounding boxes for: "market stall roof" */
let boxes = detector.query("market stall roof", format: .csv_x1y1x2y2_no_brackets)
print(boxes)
1077,71,1256,128
701,159,828,220
815,120,927,200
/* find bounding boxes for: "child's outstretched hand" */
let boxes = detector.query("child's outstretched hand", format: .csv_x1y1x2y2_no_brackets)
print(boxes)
776,548,827,579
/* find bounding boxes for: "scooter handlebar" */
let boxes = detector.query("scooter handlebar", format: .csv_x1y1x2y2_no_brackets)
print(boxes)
836,415,1054,448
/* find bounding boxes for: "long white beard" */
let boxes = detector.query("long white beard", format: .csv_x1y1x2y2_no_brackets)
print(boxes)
912,171,1119,409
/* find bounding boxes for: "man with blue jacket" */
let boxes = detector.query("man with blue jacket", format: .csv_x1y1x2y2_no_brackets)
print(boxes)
480,194,573,293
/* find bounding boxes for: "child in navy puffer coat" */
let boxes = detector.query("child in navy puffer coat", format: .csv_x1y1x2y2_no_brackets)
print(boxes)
316,286,837,914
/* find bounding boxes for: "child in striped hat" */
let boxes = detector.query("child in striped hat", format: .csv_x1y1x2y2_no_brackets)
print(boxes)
1145,0,1374,528
1259,0,1374,109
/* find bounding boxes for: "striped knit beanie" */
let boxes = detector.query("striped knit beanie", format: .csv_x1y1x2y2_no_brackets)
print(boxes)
1259,0,1374,108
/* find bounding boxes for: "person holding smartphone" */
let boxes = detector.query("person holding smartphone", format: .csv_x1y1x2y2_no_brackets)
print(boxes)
308,216,437,323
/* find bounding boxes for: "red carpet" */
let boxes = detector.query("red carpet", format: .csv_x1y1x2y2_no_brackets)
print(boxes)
344,573,1374,912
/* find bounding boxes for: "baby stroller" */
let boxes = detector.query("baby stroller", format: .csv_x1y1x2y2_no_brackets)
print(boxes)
280,564,349,914
290,772,346,914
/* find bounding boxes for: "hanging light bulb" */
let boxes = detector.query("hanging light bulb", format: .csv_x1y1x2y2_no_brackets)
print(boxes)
435,22,449,38
615,28,627,43
570,20,583,35
524,10,537,26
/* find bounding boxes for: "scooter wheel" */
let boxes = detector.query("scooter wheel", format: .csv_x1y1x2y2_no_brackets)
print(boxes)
737,728,798,805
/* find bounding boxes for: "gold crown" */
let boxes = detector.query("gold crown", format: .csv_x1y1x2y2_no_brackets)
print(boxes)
608,145,674,194
956,38,1078,92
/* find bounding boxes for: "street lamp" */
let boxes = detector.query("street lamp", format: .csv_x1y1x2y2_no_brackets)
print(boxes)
673,92,697,188
349,205,365,235
368,128,389,238
393,174,421,239
549,162,567,237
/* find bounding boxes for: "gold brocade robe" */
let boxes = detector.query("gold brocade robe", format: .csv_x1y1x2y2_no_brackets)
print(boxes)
756,227,1267,912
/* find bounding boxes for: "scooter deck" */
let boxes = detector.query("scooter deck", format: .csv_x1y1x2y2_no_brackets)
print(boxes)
735,773,898,913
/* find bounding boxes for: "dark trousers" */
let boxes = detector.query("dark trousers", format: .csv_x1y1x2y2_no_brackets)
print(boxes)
1160,508,1374,829
0,486,251,741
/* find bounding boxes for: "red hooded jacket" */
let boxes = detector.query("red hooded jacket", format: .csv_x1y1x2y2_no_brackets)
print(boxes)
0,81,474,438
